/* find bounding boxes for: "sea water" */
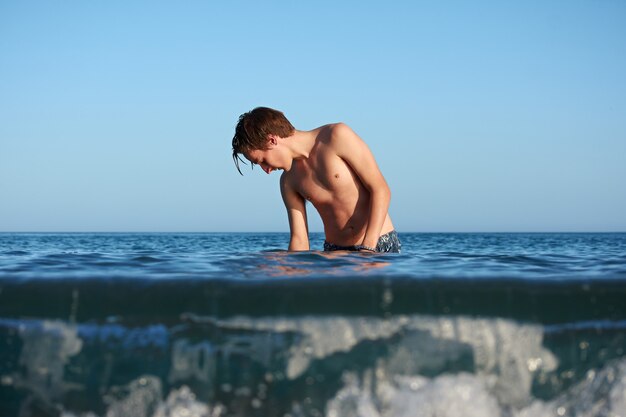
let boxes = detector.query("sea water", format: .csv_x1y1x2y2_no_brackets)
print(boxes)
1,232,625,417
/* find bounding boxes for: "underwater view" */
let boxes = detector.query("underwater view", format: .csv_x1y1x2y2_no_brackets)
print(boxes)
1,232,625,417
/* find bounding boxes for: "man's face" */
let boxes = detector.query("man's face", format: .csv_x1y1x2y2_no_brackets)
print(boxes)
244,146,288,175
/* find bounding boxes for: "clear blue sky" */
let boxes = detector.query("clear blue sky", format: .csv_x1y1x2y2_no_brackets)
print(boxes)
1,1,625,232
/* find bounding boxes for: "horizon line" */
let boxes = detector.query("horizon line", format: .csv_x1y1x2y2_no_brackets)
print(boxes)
1,231,625,234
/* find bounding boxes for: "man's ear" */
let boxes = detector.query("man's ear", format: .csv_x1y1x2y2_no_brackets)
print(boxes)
267,134,279,146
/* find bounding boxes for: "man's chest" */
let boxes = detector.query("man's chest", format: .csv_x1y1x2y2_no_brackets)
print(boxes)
289,155,358,203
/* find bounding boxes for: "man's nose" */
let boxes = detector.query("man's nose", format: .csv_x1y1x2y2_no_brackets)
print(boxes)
262,165,271,174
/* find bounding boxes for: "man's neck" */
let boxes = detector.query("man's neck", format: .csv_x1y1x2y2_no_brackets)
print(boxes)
284,130,316,160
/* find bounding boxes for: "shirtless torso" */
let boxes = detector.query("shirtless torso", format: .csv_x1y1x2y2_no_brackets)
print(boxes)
281,124,395,248
245,122,394,251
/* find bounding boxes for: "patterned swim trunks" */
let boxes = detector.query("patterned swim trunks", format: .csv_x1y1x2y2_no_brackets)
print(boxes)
323,230,401,253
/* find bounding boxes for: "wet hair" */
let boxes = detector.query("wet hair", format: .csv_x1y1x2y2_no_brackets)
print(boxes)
232,107,295,175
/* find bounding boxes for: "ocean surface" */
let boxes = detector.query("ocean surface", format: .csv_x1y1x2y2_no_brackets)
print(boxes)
1,232,625,417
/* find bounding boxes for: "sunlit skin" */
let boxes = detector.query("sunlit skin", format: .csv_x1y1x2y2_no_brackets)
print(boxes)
245,123,395,252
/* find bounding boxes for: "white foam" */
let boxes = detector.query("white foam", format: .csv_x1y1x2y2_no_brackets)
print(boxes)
515,359,626,417
399,316,558,406
14,314,626,417
325,371,501,417
324,359,626,417
62,378,223,417
204,314,561,415
153,385,218,417
211,313,557,402
104,375,162,417
17,320,83,399
199,315,406,379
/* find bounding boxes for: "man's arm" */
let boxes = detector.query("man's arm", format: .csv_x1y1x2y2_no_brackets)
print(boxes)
280,173,310,251
331,123,391,250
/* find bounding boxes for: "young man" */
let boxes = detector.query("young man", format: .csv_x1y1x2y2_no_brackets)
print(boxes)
232,107,400,253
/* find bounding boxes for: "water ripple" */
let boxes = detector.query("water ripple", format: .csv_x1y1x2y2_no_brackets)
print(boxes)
0,233,625,280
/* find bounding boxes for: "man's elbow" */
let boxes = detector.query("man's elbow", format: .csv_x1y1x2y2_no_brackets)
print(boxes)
372,182,391,202
383,184,391,200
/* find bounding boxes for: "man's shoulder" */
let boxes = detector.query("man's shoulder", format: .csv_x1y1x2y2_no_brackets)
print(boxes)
323,123,363,155
327,122,352,137
279,170,294,194
315,122,355,146
280,168,297,187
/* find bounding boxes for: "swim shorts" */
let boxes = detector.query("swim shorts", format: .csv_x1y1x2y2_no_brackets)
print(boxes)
323,230,401,253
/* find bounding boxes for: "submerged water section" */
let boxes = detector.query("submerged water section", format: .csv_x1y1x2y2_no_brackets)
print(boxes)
0,233,625,416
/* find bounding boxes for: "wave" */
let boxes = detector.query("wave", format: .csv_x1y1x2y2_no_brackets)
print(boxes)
2,272,625,416
1,312,625,417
